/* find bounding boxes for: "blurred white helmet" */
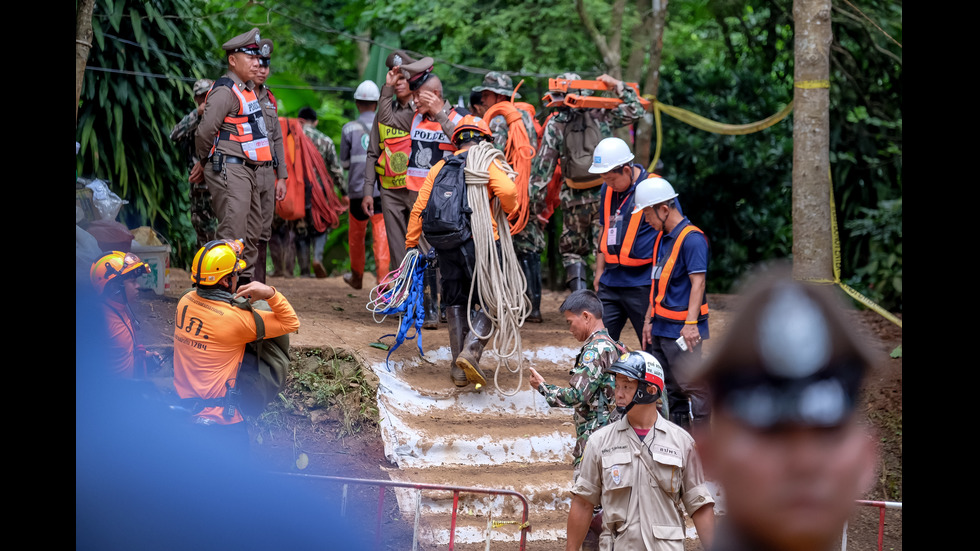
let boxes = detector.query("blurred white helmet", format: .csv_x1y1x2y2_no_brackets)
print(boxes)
631,177,678,213
588,137,634,174
354,80,381,101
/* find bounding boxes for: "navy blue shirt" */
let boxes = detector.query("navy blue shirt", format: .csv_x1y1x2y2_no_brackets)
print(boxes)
650,217,710,339
598,164,656,287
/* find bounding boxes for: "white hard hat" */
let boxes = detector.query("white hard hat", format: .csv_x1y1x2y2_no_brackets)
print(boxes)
632,177,678,214
588,137,635,174
353,80,381,101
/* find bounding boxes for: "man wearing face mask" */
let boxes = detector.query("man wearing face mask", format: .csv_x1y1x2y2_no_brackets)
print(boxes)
195,28,274,286
566,350,715,551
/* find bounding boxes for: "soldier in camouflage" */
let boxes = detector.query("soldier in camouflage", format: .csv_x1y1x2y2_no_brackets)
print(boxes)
528,290,626,473
528,72,643,291
296,106,346,277
472,71,546,321
169,78,216,249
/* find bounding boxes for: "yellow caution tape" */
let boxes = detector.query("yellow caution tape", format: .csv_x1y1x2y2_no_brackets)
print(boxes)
491,520,531,530
644,95,793,173
643,95,901,330
795,79,831,89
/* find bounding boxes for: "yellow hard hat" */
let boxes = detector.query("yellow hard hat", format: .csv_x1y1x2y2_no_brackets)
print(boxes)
192,239,246,285
90,251,150,295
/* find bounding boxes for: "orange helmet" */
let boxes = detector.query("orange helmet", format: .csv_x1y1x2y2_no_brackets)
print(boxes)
192,239,246,286
451,115,492,146
90,251,150,295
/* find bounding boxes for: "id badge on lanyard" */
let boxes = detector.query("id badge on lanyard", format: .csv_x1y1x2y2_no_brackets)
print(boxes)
607,212,623,247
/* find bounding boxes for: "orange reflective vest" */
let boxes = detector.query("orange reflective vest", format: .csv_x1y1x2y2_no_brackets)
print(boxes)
599,184,654,267
650,224,710,322
406,110,464,191
208,77,273,163
375,121,411,189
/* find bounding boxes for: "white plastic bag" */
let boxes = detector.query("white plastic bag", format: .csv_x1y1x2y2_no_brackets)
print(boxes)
83,178,128,221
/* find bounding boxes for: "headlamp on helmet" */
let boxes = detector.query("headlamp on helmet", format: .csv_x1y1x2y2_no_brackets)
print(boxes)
90,251,151,296
192,239,246,286
451,115,492,146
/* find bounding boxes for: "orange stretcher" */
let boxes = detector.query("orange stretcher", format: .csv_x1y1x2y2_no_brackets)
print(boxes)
542,79,652,111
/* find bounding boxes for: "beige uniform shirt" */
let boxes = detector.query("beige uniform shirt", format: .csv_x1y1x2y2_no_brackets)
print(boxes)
572,414,714,551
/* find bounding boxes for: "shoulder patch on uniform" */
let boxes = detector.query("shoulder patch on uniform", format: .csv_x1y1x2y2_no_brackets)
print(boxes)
582,350,597,363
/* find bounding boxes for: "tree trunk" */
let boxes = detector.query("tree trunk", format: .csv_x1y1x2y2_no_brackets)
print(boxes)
76,0,96,126
633,0,668,168
792,0,834,281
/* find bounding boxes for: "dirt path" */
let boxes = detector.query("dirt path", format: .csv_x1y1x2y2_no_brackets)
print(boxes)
134,268,902,550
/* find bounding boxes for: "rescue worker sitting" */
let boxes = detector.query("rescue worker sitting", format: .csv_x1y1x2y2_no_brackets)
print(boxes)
90,251,156,379
566,350,715,551
404,116,519,389
172,239,300,452
588,137,661,347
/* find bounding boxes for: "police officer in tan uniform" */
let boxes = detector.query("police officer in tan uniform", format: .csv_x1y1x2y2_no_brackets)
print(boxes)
566,350,715,551
693,273,879,551
252,38,288,283
195,28,275,285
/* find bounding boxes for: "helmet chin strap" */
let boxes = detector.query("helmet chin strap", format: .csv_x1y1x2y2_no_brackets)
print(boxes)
616,385,661,416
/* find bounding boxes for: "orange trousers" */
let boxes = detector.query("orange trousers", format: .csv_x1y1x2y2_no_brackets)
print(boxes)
349,212,390,281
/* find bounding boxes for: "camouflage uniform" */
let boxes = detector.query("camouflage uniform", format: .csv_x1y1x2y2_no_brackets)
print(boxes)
528,79,643,271
170,80,217,249
536,328,626,466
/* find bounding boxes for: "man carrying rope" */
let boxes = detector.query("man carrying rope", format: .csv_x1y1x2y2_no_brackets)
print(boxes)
404,116,520,389
473,72,546,323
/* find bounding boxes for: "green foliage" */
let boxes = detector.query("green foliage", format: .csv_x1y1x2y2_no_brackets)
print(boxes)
287,348,379,437
844,198,902,311
657,0,901,312
77,0,223,266
77,0,901,314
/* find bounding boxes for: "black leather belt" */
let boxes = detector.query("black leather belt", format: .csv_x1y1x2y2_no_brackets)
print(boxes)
224,156,270,170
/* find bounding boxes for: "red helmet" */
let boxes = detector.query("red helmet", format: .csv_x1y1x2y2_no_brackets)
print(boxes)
451,115,492,146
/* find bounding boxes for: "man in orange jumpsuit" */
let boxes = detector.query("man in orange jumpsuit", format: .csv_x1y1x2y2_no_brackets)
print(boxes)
405,116,518,389
172,239,300,451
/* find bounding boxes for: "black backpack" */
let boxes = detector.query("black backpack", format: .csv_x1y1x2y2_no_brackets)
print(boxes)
560,109,603,184
235,299,291,417
421,152,472,249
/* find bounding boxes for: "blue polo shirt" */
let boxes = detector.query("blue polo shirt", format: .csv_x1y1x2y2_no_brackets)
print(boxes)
650,217,710,339
598,164,656,287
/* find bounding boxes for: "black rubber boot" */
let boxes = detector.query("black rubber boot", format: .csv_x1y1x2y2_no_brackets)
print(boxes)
446,305,470,387
522,252,543,323
296,240,312,278
565,262,589,292
423,266,439,330
254,240,268,284
455,309,493,389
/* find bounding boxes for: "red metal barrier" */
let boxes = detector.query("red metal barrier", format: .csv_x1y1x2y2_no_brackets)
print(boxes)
843,499,902,551
279,473,531,550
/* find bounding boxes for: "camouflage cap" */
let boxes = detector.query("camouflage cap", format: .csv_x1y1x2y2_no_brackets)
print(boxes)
222,27,263,55
193,78,214,97
385,49,418,70
257,38,273,67
472,71,521,99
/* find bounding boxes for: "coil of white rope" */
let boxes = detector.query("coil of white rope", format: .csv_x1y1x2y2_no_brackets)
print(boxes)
463,141,530,396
